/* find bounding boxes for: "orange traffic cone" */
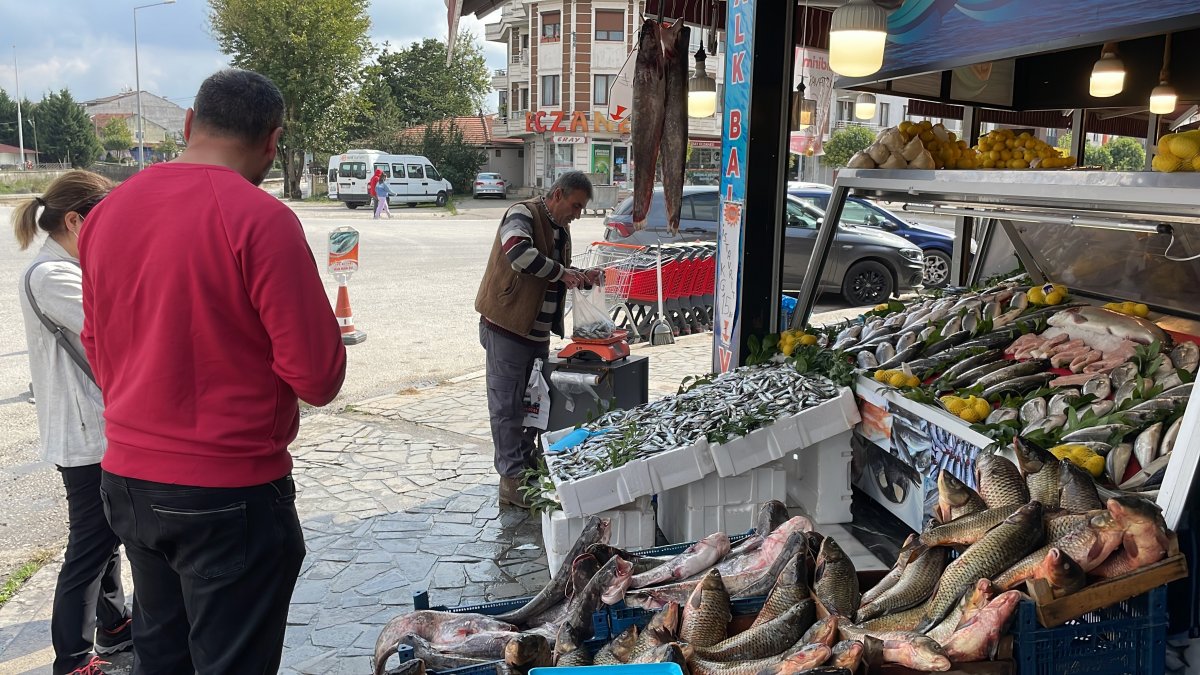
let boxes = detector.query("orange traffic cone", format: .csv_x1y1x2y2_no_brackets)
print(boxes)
334,283,366,345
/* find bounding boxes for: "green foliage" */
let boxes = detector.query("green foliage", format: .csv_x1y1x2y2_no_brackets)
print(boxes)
388,121,487,194
823,125,876,168
158,135,180,160
36,90,101,167
1085,142,1113,170
789,344,856,388
209,0,373,199
1107,136,1147,172
100,118,133,153
0,89,20,148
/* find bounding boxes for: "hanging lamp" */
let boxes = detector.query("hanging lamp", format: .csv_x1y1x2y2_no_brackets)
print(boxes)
687,1,717,118
830,0,888,78
791,0,817,131
854,92,877,120
1089,42,1125,98
1149,34,1177,115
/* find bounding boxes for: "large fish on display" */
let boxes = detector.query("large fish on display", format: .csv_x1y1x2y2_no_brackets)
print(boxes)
660,20,689,236
631,19,665,230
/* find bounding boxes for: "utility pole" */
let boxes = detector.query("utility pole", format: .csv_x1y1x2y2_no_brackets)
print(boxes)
13,46,26,169
133,0,177,170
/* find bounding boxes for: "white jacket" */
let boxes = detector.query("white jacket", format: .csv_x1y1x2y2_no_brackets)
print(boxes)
19,238,106,467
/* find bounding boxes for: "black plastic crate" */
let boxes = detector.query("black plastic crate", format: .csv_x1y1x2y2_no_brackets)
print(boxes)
1013,585,1167,675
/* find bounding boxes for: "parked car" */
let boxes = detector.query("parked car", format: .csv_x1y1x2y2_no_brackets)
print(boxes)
787,186,970,289
603,186,925,305
473,172,509,199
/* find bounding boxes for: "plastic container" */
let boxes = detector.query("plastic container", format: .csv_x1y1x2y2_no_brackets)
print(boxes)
1013,585,1167,675
411,591,611,642
655,464,789,543
541,497,656,578
776,430,855,525
389,646,502,675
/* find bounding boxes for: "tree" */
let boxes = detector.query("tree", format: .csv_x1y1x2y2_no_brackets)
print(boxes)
1084,142,1113,170
1107,136,1146,171
37,89,102,167
0,89,39,153
209,0,372,199
388,121,486,193
159,135,180,160
100,118,134,154
823,125,876,168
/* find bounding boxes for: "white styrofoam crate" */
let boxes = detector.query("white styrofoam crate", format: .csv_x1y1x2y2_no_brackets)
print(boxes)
655,463,789,543
645,438,716,493
709,387,860,477
541,496,656,577
657,501,761,544
777,430,854,525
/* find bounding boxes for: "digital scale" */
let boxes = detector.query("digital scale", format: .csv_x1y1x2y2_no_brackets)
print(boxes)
555,328,632,362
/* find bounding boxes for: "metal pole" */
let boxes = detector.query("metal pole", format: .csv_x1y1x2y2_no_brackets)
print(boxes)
1070,109,1086,164
134,7,144,171
792,182,847,329
30,119,37,163
13,46,25,169
1145,113,1159,170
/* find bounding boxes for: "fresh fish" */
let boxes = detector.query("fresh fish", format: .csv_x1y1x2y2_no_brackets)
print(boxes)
659,21,688,235
1162,382,1193,398
689,643,832,675
1048,392,1080,417
941,591,1023,663
876,342,897,364
828,640,865,672
1009,291,1029,311
895,331,920,353
505,634,554,673
836,324,863,342
1025,413,1068,436
1134,422,1164,472
1060,424,1134,444
630,642,687,666
859,535,916,609
1014,437,1063,509
631,20,666,229
1092,496,1172,578
1156,370,1184,391
556,556,634,656
1090,400,1116,417
913,505,1022,549
986,407,1019,424
1106,443,1134,485
1119,452,1172,490
628,601,680,661
1059,461,1103,513
877,343,923,370
1109,362,1140,389
856,351,879,370
918,325,939,342
941,316,963,337
373,613,521,673
962,310,981,334
387,633,491,673
915,502,1044,632
937,469,988,522
973,359,1050,391
1129,396,1188,413
679,569,731,648
1046,305,1169,347
856,546,946,622
752,554,811,628
939,349,1004,386
593,625,639,665
924,330,972,357
1114,380,1138,407
383,660,427,675
756,500,791,537
994,510,1123,589
1082,374,1112,400
495,517,609,625
1030,547,1088,598
842,632,951,672
630,532,730,589
976,454,1030,508
983,301,1002,319
1020,398,1048,426
832,336,860,352
924,580,993,648
693,602,812,661
557,646,593,666
815,537,861,619
1170,342,1199,373
982,373,1056,401
803,615,842,647
1161,417,1183,457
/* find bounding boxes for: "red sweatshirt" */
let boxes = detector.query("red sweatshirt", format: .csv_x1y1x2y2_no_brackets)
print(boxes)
80,163,347,487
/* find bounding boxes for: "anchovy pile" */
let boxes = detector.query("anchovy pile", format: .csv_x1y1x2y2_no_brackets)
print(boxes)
573,321,618,340
549,366,840,483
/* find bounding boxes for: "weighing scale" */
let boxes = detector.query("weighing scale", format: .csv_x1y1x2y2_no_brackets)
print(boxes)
556,328,632,362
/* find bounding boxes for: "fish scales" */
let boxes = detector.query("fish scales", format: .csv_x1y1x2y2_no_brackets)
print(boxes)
856,546,947,622
680,569,732,648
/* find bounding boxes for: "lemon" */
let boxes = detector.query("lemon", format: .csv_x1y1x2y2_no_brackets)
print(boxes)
1192,155,1200,172
1001,150,1014,161
1153,153,1181,173
1134,303,1150,317
1027,286,1046,305
919,130,935,143
942,397,967,414
1170,135,1200,160
972,398,990,418
919,120,933,131
981,158,996,169
904,374,920,388
799,334,819,346
958,407,981,423
1045,290,1064,305
888,372,909,388
874,370,889,382
875,303,889,312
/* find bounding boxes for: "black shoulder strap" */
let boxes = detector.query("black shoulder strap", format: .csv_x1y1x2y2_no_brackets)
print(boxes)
24,260,97,385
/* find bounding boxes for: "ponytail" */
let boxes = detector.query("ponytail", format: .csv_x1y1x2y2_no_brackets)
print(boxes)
10,170,114,251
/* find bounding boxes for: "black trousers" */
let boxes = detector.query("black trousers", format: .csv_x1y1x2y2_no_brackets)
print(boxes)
52,464,130,675
480,321,549,478
100,471,306,675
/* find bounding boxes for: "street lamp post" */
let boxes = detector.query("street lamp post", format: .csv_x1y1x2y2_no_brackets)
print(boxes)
133,0,175,171
28,119,38,165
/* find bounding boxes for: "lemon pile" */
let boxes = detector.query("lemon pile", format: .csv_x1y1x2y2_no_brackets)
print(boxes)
897,121,981,170
940,395,991,423
1028,283,1069,306
779,329,819,357
1103,301,1150,318
1050,444,1106,478
973,129,1077,170
1151,131,1200,172
874,369,921,388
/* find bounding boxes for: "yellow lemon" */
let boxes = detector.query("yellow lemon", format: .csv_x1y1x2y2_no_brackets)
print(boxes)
906,374,921,388
981,158,996,169
781,342,797,356
958,407,981,423
972,398,991,418
874,370,890,382
1134,303,1150,317
1153,153,1182,173
1170,135,1200,160
919,130,935,143
1051,283,1067,295
1045,290,1064,305
919,120,934,131
1001,150,1013,161
1192,155,1200,172
799,334,819,346
1028,286,1046,305
888,372,909,388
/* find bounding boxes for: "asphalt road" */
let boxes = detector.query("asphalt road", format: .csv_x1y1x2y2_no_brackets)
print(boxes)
0,194,869,579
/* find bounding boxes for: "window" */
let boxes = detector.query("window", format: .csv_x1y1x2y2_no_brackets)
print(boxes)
785,199,820,229
542,76,561,106
878,102,891,126
373,163,391,178
391,164,406,178
495,149,503,157
690,191,719,221
522,34,530,49
594,74,616,106
339,162,366,179
408,164,424,179
837,101,853,122
542,12,561,41
595,10,624,41
520,88,530,111
839,201,881,227
425,165,442,181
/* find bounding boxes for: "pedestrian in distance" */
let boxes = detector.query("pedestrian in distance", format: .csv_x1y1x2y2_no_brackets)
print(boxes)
475,171,601,508
13,171,132,675
79,68,347,674
368,167,383,211
374,177,393,219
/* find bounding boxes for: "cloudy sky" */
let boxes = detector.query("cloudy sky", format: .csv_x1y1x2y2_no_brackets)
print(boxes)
0,1,504,109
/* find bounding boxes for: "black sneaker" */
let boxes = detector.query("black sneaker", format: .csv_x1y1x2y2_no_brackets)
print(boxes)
95,618,132,655
69,656,112,675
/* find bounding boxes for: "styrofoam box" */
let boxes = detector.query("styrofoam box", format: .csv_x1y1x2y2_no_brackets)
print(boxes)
776,429,854,525
709,387,860,477
656,463,789,543
541,496,656,577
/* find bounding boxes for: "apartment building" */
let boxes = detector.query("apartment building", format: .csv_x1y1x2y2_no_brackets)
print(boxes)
486,0,726,190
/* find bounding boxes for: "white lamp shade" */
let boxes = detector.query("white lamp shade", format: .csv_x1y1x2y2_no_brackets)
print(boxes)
854,93,877,120
829,0,888,78
1089,50,1125,98
688,91,718,118
1150,84,1177,115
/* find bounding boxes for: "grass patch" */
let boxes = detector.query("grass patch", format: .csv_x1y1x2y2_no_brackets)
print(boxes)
443,197,459,216
0,550,55,608
0,175,56,195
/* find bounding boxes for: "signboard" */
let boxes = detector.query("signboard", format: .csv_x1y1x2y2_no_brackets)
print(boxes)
527,111,632,135
592,145,612,175
328,227,360,275
552,136,587,145
690,139,722,149
608,46,637,122
791,48,835,155
714,0,754,374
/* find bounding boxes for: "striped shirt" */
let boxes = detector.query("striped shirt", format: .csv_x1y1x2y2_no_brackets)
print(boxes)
496,201,567,342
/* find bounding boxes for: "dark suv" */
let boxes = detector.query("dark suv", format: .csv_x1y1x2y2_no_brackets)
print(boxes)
603,186,925,305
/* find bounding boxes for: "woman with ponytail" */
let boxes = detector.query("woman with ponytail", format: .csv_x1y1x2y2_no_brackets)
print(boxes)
14,170,131,675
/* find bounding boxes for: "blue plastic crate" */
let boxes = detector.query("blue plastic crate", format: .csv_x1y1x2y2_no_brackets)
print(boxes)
630,530,756,557
412,591,611,642
390,645,502,675
1013,585,1168,675
607,595,767,636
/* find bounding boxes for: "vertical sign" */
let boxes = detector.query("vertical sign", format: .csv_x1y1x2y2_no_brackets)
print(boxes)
713,0,755,374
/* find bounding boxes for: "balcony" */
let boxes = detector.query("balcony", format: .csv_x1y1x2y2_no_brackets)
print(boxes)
833,120,886,134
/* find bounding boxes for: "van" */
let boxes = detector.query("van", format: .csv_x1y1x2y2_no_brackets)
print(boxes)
329,149,454,209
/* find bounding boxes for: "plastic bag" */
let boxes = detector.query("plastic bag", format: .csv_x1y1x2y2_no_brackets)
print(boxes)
522,358,551,430
571,285,618,339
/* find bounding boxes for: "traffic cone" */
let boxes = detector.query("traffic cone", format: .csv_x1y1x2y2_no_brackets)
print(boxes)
334,283,366,345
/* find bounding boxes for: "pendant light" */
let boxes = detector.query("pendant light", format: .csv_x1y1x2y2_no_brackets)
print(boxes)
791,0,817,132
1149,34,1177,115
687,1,717,118
830,0,888,78
1089,42,1125,98
854,92,877,120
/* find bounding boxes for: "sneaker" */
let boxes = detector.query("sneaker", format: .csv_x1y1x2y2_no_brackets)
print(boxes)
94,618,132,655
499,476,532,509
69,656,112,675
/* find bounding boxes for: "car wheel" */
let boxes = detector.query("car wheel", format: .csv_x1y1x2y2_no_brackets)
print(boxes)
922,249,952,288
345,202,359,210
842,260,894,306
407,202,418,208
436,191,448,207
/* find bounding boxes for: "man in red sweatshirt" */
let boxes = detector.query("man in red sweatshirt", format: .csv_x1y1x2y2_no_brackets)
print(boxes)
79,69,347,673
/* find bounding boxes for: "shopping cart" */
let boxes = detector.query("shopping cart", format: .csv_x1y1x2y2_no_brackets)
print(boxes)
567,242,654,342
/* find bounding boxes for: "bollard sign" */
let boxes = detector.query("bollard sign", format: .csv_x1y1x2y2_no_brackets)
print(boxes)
328,227,360,276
